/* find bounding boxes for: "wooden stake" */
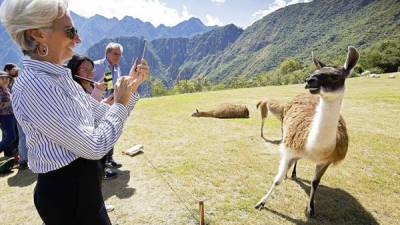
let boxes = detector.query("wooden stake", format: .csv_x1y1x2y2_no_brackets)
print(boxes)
199,201,205,225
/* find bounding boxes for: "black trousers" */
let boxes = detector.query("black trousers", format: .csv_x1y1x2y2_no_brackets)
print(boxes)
34,158,112,225
105,148,114,162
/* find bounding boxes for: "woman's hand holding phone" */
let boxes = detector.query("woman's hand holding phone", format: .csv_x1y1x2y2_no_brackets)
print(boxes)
128,58,149,93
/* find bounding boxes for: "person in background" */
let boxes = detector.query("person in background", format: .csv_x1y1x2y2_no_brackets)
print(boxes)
93,42,124,172
67,55,107,102
3,63,19,89
4,63,27,169
0,0,149,224
0,71,17,158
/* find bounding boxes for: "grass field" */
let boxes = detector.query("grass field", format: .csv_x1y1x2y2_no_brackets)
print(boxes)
1,73,399,225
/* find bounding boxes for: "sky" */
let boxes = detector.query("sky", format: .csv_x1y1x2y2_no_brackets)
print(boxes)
68,0,312,28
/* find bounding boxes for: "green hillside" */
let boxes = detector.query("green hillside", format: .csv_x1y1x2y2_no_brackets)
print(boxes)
117,73,400,225
201,0,400,82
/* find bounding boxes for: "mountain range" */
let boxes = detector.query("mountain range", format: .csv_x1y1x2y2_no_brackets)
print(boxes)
1,0,399,88
87,24,243,86
71,12,214,52
88,0,400,85
0,11,214,66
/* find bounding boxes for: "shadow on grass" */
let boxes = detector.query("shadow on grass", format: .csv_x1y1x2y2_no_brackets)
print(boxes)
7,168,37,187
264,178,378,225
102,169,136,200
262,137,281,145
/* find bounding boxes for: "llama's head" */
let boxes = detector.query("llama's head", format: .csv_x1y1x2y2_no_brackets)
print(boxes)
305,46,359,100
191,109,200,117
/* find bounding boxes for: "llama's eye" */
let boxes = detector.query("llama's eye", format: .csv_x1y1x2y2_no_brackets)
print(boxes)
330,75,340,81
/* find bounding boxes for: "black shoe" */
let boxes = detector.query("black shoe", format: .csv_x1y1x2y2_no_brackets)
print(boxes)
105,159,122,168
104,168,117,180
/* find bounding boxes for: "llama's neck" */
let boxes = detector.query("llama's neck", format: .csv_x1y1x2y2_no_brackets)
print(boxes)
306,94,343,152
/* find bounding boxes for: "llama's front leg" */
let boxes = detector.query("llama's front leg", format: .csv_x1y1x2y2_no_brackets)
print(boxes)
255,153,292,210
307,162,330,217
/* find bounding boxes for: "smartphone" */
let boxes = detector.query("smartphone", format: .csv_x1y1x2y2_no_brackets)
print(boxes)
131,40,147,73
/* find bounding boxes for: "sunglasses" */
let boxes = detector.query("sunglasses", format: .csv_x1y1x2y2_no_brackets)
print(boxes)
64,26,78,39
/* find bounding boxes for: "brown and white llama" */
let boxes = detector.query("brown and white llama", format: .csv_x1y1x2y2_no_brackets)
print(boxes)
191,103,249,119
254,46,359,217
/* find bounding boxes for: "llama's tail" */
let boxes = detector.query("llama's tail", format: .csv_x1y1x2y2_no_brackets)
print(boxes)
256,100,262,109
256,100,268,119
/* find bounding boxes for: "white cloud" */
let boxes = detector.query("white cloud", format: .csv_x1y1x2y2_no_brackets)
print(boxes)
251,0,312,24
68,0,193,26
204,14,223,26
211,0,226,3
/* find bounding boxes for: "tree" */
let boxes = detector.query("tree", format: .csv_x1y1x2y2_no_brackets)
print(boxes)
360,38,400,73
278,58,303,75
151,79,168,96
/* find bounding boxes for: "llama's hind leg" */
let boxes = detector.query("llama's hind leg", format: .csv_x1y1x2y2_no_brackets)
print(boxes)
285,158,297,180
306,162,330,217
260,118,265,138
255,149,293,210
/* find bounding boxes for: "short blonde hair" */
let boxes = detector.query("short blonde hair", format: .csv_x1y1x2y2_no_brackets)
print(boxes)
0,0,68,55
105,42,123,55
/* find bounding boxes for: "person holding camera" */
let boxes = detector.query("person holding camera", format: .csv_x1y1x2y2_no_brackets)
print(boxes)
0,0,149,224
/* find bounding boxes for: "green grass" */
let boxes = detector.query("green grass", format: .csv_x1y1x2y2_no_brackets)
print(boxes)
1,73,399,225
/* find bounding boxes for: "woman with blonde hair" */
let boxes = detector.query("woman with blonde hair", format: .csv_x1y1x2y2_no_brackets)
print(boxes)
0,0,149,224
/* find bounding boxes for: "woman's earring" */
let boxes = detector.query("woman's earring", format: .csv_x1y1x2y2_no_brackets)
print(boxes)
37,43,49,57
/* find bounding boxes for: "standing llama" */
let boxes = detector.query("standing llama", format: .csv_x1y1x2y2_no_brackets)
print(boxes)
254,46,359,217
256,98,285,138
256,98,298,179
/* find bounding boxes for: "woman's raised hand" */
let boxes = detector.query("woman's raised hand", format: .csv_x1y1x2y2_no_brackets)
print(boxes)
128,58,150,92
113,76,134,106
114,58,150,106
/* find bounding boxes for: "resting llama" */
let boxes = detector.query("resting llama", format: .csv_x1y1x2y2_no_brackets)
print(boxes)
191,103,249,119
255,46,359,217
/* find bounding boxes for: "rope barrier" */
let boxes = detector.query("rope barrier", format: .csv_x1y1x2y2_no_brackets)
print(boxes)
141,153,206,224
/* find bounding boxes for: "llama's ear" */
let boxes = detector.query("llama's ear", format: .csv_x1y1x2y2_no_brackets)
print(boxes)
343,46,359,74
312,51,326,69
196,109,199,113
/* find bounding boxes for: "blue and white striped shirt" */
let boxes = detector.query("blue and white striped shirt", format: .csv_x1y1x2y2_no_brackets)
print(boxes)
12,59,139,173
